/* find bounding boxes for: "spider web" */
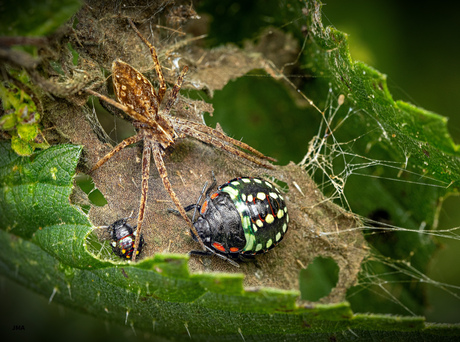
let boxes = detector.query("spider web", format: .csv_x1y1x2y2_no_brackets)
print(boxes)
200,1,460,319
294,85,460,320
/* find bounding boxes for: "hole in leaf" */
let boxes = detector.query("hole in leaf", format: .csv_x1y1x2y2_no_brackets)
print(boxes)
75,173,107,207
88,188,107,207
87,97,136,144
80,204,91,214
299,256,339,301
67,42,79,66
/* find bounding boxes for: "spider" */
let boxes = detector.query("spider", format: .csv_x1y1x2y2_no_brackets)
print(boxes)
86,18,276,261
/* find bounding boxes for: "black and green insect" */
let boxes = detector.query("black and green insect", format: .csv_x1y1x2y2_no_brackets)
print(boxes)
178,176,289,265
108,218,145,260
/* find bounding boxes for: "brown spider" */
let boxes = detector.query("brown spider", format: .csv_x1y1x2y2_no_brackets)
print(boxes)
86,18,275,261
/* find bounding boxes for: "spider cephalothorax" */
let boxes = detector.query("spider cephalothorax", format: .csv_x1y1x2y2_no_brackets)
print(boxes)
86,18,275,261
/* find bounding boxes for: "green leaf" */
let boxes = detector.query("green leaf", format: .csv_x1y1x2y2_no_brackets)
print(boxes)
0,113,17,130
17,123,38,142
10,136,33,156
0,0,82,36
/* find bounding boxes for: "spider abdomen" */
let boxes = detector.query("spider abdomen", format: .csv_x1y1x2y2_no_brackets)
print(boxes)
108,218,145,260
193,177,289,258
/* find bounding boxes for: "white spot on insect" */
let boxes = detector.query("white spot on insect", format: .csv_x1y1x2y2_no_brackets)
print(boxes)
252,224,258,232
241,178,251,183
269,192,278,199
253,178,262,183
266,239,273,249
247,194,253,202
277,209,284,219
264,181,273,188
222,186,239,199
125,310,129,324
276,232,281,241
120,91,126,97
256,192,266,201
284,206,288,213
111,241,117,247
279,194,284,201
255,243,263,252
286,213,290,223
265,214,274,224
137,74,141,80
241,193,246,201
256,219,263,228
121,85,127,90
231,181,240,186
282,223,287,232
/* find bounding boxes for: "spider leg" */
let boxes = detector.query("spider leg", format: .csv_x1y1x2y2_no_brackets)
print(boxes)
131,137,152,261
90,134,143,172
161,66,188,117
87,88,175,145
178,125,275,169
86,88,157,128
170,116,276,162
127,18,166,104
151,143,206,251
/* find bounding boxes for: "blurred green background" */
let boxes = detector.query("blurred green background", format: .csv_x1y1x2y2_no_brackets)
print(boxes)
2,1,460,341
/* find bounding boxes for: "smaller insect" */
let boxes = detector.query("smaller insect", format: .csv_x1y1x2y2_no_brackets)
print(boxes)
108,218,145,260
178,175,289,266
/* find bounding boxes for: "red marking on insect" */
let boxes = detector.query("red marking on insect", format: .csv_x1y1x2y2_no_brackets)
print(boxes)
267,197,276,216
229,247,239,252
200,200,208,214
210,192,219,200
212,242,226,252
